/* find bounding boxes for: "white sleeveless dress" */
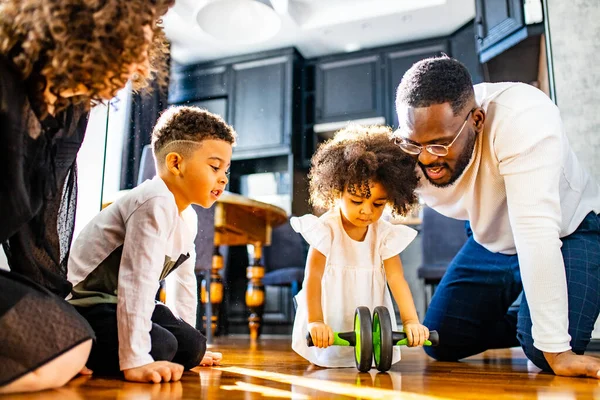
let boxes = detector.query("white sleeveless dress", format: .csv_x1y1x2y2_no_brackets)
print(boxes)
290,209,417,368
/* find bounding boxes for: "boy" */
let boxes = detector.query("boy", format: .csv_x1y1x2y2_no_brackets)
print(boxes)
68,106,236,383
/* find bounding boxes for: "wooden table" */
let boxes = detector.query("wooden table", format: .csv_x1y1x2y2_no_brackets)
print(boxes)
199,191,288,342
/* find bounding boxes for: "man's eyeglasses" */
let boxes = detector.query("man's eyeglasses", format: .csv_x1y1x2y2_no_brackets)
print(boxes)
394,108,476,157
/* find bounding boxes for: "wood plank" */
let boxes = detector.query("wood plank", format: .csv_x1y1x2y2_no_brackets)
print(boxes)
5,338,600,399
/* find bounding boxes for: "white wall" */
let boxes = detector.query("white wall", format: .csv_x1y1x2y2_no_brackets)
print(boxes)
102,83,132,204
73,86,131,239
73,104,109,238
547,0,600,182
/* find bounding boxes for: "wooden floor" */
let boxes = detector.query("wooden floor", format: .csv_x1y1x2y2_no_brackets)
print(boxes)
4,337,600,399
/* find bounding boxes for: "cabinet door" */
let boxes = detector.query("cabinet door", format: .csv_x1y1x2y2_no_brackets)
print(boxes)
187,98,228,123
475,0,524,52
169,65,228,104
230,56,291,158
315,55,383,123
385,44,448,129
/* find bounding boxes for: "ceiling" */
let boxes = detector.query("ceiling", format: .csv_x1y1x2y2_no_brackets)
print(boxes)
163,0,475,65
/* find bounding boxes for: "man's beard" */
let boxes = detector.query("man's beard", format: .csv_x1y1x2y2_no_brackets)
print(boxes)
419,132,477,188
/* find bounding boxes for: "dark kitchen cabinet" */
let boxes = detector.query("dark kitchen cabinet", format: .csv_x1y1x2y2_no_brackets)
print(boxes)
229,55,293,159
475,0,544,63
314,55,384,124
169,65,228,104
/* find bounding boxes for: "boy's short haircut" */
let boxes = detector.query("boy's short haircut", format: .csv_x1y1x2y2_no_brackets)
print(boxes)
151,106,237,167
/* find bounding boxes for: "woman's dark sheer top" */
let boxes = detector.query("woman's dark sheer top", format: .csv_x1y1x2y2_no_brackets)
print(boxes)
0,56,89,297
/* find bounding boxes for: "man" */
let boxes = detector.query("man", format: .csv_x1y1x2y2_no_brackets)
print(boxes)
394,56,600,378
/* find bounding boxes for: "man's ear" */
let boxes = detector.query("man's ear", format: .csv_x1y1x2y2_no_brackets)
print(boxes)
164,152,184,176
473,107,486,133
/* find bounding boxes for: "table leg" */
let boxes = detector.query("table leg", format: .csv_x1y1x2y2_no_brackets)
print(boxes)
201,246,224,338
246,243,265,342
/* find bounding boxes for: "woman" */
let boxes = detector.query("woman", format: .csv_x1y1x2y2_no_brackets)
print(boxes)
0,0,174,393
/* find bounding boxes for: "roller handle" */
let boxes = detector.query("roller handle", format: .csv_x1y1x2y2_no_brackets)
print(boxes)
306,331,356,347
391,330,439,346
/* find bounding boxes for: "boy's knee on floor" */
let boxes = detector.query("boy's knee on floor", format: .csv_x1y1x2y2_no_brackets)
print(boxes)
170,326,207,369
187,330,207,367
151,332,178,362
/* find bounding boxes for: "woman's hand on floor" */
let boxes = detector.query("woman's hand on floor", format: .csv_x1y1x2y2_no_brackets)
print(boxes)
123,361,184,383
199,351,223,366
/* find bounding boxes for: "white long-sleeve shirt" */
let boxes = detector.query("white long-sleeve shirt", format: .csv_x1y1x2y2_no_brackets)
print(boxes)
417,82,600,353
68,176,199,370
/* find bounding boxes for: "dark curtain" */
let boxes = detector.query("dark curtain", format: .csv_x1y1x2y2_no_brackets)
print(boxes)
120,78,170,190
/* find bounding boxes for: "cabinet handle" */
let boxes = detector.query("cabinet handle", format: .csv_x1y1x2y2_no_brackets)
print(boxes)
476,23,485,44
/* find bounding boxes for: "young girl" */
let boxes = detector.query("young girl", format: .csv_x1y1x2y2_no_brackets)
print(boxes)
291,124,429,368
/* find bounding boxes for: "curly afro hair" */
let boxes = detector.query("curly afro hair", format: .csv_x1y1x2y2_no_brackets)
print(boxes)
152,106,237,167
395,55,474,116
0,0,174,117
309,124,419,216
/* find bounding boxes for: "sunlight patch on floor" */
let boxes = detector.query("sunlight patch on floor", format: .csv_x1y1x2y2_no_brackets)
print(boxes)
221,381,308,399
218,366,450,399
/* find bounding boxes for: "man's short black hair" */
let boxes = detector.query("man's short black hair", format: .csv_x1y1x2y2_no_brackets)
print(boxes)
395,56,474,116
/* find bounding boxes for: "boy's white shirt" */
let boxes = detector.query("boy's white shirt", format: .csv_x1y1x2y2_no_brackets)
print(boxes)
165,206,198,328
68,176,198,370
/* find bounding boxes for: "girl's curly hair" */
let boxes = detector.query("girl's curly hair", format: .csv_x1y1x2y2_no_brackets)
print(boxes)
309,125,419,216
0,0,174,117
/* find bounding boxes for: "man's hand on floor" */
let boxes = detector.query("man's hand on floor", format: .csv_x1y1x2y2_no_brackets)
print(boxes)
123,361,184,383
544,350,600,379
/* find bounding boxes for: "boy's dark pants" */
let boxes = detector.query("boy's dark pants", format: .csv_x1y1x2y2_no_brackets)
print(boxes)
75,302,206,375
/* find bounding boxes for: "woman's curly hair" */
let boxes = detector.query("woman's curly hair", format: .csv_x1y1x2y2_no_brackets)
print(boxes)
0,0,174,117
309,125,419,216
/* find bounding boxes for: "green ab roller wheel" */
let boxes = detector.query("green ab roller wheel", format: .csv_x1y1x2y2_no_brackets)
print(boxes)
306,306,373,372
372,306,439,372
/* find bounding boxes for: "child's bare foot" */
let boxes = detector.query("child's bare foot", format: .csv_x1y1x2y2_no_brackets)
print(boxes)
78,366,93,375
199,351,223,366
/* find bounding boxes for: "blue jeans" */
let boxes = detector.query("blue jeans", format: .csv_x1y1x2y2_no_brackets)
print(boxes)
423,212,600,371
